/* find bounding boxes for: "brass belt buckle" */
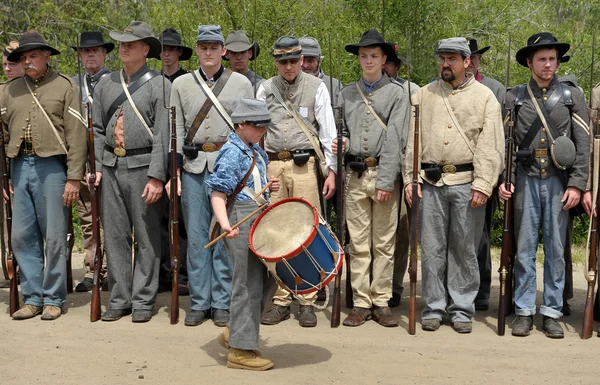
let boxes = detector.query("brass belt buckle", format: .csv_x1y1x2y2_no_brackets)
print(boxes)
278,150,291,161
364,157,377,167
535,148,548,157
442,165,456,174
202,142,217,152
114,147,126,157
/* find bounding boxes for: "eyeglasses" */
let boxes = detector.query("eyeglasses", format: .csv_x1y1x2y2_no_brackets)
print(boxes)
437,56,461,65
278,58,300,66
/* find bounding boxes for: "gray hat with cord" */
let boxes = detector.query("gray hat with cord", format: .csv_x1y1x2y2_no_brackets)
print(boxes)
435,37,471,57
196,25,224,45
273,36,302,61
299,36,322,58
232,98,272,127
109,21,161,59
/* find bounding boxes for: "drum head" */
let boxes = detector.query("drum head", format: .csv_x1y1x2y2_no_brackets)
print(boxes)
250,198,317,258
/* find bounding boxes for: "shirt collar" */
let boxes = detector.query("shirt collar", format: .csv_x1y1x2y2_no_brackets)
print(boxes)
529,75,559,94
200,65,224,82
228,131,259,156
362,74,385,93
28,65,52,84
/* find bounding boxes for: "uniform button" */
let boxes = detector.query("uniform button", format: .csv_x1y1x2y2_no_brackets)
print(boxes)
206,115,209,119
541,138,546,143
31,101,35,104
33,93,37,96
542,127,547,132
284,129,287,132
205,136,209,140
15,145,19,148
452,91,456,95
364,146,368,150
542,88,547,92
205,125,210,129
444,141,449,145
366,111,371,115
284,139,287,142
543,96,548,102
541,159,546,164
447,124,452,128
441,159,446,163
19,136,23,140
364,138,368,141
541,168,546,174
287,113,291,117
368,93,373,97
117,105,121,109
25,118,30,122
34,85,38,88
289,94,293,98
284,148,287,151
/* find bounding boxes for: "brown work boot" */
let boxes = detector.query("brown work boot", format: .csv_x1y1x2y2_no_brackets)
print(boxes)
261,305,290,325
227,348,273,371
421,318,441,331
41,305,62,321
220,326,230,349
12,304,42,320
372,305,399,327
343,307,372,327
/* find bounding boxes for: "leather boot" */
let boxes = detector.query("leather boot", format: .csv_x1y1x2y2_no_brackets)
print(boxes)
132,309,153,323
101,308,132,321
511,315,533,337
212,308,230,327
342,307,371,327
421,318,441,331
12,304,42,320
543,316,564,339
298,305,317,327
41,305,62,321
227,348,274,371
261,305,290,325
453,321,472,334
372,305,399,327
184,309,211,326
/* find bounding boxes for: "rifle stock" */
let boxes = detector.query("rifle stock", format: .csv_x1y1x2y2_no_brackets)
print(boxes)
169,106,180,325
408,104,419,335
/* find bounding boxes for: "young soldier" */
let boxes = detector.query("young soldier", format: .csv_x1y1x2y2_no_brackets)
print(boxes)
333,29,410,327
71,31,113,293
257,36,337,328
499,33,590,338
159,28,192,82
2,32,87,320
223,30,264,89
90,21,170,323
207,98,280,371
404,37,504,333
170,25,253,327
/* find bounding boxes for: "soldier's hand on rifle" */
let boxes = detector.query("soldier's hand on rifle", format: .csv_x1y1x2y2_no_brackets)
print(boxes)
63,180,81,206
165,174,181,199
404,183,421,207
470,190,489,208
332,137,346,154
2,180,12,203
323,170,336,200
85,172,102,187
142,178,163,204
498,183,514,200
583,190,596,217
561,187,581,211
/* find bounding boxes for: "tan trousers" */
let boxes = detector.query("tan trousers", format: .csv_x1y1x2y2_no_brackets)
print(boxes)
268,157,319,307
76,180,105,278
346,168,399,308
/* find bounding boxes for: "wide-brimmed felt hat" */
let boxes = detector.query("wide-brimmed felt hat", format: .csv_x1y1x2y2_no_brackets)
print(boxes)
385,42,407,65
232,98,272,127
224,30,260,61
7,31,60,62
109,21,161,59
345,30,395,58
71,32,115,54
466,38,489,56
3,41,19,60
516,32,570,67
159,28,192,61
273,36,302,61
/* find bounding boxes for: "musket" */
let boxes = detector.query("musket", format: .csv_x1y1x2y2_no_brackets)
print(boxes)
74,33,106,322
251,0,258,97
330,32,343,328
583,27,599,340
498,33,515,336
66,211,74,293
0,120,19,315
406,28,419,335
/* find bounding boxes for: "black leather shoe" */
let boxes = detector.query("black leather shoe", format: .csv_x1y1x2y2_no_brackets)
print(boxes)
298,305,317,327
101,308,132,322
75,277,94,292
132,309,153,323
543,316,564,339
475,300,489,311
185,309,211,326
388,292,401,308
511,315,533,337
562,301,571,316
212,308,230,327
261,305,291,325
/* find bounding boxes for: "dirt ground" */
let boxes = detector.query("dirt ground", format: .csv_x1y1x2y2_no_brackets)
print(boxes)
1,252,599,385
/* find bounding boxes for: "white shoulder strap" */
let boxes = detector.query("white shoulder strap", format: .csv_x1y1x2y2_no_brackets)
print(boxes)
120,70,153,139
195,70,234,130
440,82,476,155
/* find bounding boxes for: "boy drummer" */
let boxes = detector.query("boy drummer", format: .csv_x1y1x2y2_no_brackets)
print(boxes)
206,98,280,370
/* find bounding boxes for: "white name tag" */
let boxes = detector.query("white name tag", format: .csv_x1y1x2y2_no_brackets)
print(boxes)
299,107,308,118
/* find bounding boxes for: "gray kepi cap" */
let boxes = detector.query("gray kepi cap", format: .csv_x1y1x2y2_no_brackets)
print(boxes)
232,98,272,127
273,36,302,61
197,25,225,45
299,36,322,59
109,21,161,59
435,37,471,57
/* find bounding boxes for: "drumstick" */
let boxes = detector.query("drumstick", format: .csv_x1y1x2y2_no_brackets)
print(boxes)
204,203,268,249
252,169,284,201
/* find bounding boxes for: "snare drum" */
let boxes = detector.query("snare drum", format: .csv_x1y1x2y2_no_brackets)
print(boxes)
249,197,343,295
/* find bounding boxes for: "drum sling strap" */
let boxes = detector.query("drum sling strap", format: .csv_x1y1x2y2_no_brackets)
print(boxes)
208,152,257,243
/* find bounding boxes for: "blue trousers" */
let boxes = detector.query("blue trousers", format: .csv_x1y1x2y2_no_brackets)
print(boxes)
514,171,567,319
182,169,232,311
11,155,69,307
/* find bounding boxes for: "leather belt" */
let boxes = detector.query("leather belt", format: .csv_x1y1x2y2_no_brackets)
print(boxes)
267,149,315,161
105,144,152,157
421,163,474,174
346,154,380,167
194,142,226,153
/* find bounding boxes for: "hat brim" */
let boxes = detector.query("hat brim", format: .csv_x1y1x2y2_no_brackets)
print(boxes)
471,46,490,55
224,41,260,61
516,42,570,67
71,42,115,54
110,31,162,59
7,43,60,62
345,41,395,59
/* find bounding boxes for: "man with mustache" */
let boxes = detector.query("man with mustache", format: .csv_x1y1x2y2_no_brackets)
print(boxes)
403,37,504,333
299,36,342,103
258,36,337,328
224,30,264,90
71,31,114,293
1,31,87,320
499,33,590,338
90,21,170,323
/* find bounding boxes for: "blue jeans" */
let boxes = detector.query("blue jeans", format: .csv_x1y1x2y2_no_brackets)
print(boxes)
11,155,69,307
182,169,232,311
514,171,567,319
